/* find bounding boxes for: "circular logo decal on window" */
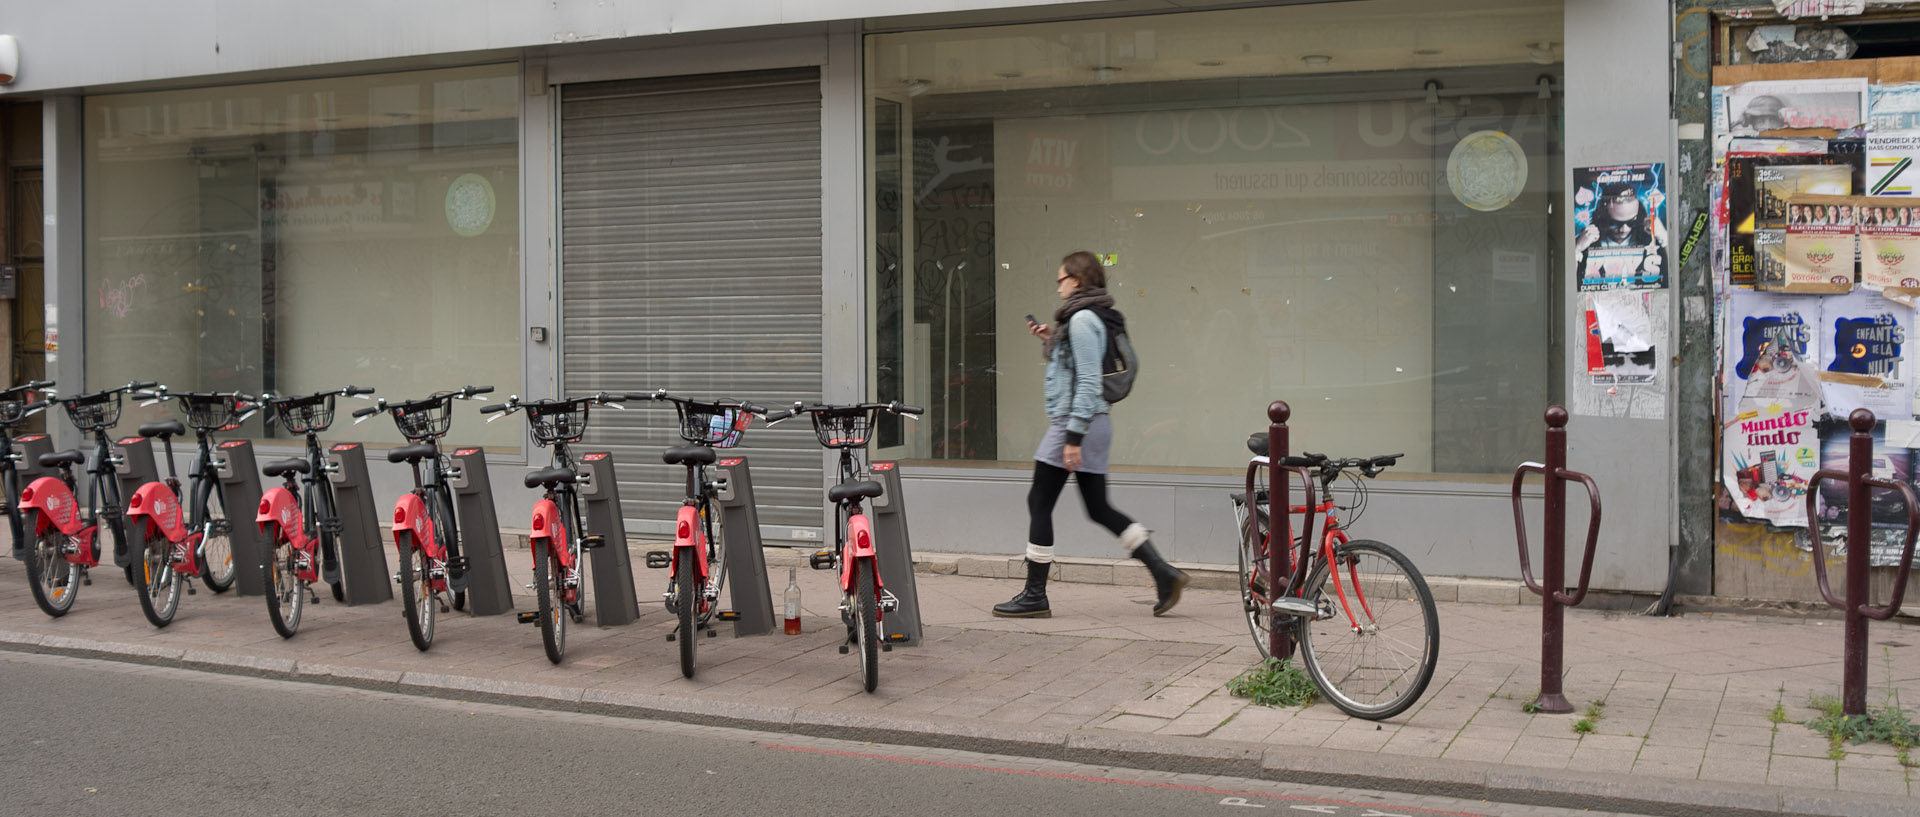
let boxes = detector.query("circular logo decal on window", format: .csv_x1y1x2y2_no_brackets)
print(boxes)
445,173,496,237
1446,130,1528,212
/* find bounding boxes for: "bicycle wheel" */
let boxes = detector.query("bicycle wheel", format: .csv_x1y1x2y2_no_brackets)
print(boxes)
853,557,879,693
699,498,725,628
25,525,81,617
262,526,304,639
398,539,435,652
675,546,697,678
535,539,567,665
196,481,235,593
315,479,345,602
429,487,466,612
1297,539,1439,720
134,528,183,628
1237,504,1280,661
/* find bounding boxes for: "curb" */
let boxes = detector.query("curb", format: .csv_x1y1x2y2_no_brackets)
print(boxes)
3,631,1911,817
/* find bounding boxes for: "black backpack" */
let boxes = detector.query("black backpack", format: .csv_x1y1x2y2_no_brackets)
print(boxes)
1064,305,1138,403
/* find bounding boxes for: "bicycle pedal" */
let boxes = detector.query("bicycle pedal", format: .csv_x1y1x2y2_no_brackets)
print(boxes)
582,535,606,550
808,551,836,570
882,643,892,653
320,518,344,535
186,584,198,596
838,645,849,655
716,611,740,621
666,631,677,642
644,551,671,569
517,611,539,624
885,633,908,642
1274,597,1321,618
705,628,717,638
445,556,470,575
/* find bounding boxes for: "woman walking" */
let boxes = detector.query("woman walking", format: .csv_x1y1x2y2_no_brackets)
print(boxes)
993,251,1188,618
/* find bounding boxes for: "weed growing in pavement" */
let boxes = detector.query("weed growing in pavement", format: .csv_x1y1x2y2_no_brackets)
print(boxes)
1768,703,1788,724
1585,699,1607,720
1226,658,1319,708
1803,651,1920,753
1521,698,1544,714
1572,718,1596,735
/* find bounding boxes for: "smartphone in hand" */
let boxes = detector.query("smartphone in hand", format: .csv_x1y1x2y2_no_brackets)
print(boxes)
1025,314,1038,326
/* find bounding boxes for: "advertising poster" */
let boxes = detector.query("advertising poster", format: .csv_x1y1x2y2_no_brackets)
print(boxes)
1817,288,1912,418
1723,289,1823,426
1783,194,1856,293
1725,153,1857,286
1724,78,1867,137
1814,424,1912,537
1855,196,1920,295
1869,82,1920,133
1754,164,1850,288
1573,164,1666,291
1586,291,1657,385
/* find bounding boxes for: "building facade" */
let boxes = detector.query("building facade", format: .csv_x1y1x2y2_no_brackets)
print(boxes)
0,1,1683,595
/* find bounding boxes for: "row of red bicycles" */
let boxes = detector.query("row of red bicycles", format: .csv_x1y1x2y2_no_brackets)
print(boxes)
6,379,920,693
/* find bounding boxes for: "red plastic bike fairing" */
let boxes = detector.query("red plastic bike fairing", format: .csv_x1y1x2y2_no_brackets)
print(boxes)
530,498,572,570
127,482,188,544
672,504,708,580
256,487,309,550
390,493,441,559
840,514,882,594
19,476,81,535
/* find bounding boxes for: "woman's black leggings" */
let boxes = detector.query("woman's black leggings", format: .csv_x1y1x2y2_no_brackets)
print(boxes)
1028,461,1133,547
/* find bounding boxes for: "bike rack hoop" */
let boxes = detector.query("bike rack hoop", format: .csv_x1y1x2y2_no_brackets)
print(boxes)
1805,470,1920,621
1510,467,1604,607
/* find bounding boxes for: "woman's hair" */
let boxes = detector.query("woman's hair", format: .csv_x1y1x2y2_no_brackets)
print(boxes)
1060,250,1107,289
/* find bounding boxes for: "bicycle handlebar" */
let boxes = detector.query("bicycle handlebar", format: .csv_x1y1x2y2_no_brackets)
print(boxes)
1280,452,1404,479
351,405,381,419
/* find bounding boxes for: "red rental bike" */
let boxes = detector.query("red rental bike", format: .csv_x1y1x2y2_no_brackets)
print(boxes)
256,385,377,638
20,381,157,618
123,386,261,627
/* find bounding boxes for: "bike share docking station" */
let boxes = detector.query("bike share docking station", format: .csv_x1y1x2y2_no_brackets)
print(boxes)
448,447,514,616
9,432,56,560
1510,406,1603,714
578,451,640,626
868,461,924,646
212,440,268,596
708,456,775,636
110,435,162,570
323,442,393,605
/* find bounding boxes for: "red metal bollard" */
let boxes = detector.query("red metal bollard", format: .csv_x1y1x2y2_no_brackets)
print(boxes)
1264,401,1295,660
1804,409,1920,717
1511,406,1603,714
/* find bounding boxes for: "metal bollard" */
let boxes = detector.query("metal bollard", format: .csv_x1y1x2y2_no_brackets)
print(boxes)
1246,400,1309,661
1804,409,1920,717
1511,405,1603,714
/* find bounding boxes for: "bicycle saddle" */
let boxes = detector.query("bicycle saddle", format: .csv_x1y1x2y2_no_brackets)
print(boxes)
1247,432,1270,457
38,449,84,468
523,466,575,489
662,446,716,467
262,458,310,477
387,443,437,463
140,420,187,439
827,480,884,503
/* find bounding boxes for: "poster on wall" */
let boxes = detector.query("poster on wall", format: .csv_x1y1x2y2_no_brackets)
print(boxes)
1755,164,1851,288
1586,291,1658,385
1724,77,1867,137
1856,196,1920,295
1573,164,1667,291
1726,153,1857,286
1783,194,1857,293
1866,132,1920,196
1724,289,1824,426
1817,288,1913,418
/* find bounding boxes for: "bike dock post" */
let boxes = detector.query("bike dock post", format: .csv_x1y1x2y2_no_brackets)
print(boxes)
1254,401,1297,661
1805,409,1920,716
709,455,774,636
447,447,513,616
1511,406,1603,714
323,443,393,605
578,451,639,626
9,433,55,560
212,440,267,596
112,434,162,568
869,460,923,646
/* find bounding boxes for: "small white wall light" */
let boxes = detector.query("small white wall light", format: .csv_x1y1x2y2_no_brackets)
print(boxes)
0,36,18,85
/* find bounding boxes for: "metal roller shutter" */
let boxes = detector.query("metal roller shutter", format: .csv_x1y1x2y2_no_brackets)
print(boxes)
558,68,824,543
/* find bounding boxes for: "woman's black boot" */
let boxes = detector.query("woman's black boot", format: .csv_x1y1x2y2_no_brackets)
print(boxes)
1125,528,1189,616
993,556,1052,618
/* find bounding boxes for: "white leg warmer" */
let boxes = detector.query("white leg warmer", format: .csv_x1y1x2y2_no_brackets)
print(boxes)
1118,522,1150,554
1025,543,1056,564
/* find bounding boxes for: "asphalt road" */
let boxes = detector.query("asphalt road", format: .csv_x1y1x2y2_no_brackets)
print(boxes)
0,651,1655,817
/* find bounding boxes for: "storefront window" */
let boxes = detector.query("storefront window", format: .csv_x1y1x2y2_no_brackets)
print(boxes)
84,64,520,446
866,0,1564,473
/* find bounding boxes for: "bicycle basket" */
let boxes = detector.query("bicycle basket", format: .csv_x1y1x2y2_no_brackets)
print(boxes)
526,402,589,446
273,394,335,436
810,408,874,450
675,403,747,449
185,394,245,432
63,391,122,432
392,397,455,441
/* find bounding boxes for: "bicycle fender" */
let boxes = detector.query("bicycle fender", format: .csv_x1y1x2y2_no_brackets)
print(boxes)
672,504,708,580
840,514,881,594
391,493,442,559
530,498,572,571
256,486,309,550
127,482,188,544
18,476,81,536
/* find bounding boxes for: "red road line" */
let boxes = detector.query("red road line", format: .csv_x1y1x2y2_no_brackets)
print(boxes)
763,743,1485,816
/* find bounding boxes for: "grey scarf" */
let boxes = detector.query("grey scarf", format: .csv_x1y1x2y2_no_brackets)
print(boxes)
1043,287,1115,360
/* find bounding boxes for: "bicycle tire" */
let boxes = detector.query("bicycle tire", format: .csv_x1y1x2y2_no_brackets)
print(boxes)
1297,539,1439,721
700,497,725,628
675,546,697,678
429,486,467,612
854,557,879,693
398,537,435,652
25,524,81,617
196,480,235,593
316,479,345,602
262,524,304,639
134,526,182,628
535,539,567,665
1237,507,1280,661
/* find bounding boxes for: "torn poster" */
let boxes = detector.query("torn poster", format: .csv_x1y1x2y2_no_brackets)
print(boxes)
1725,78,1867,137
1573,164,1667,291
1723,290,1824,527
1586,290,1657,385
1814,422,1914,539
1870,83,1920,132
1772,1,1865,18
1817,288,1912,418
1724,289,1824,424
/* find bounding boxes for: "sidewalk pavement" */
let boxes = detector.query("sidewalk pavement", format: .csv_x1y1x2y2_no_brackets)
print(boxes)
1,546,1915,817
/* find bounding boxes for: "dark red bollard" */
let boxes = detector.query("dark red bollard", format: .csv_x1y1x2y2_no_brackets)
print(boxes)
1512,406,1602,714
1805,409,1920,716
1266,401,1293,661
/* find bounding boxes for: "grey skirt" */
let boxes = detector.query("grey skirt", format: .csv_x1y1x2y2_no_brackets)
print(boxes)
1034,414,1113,474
